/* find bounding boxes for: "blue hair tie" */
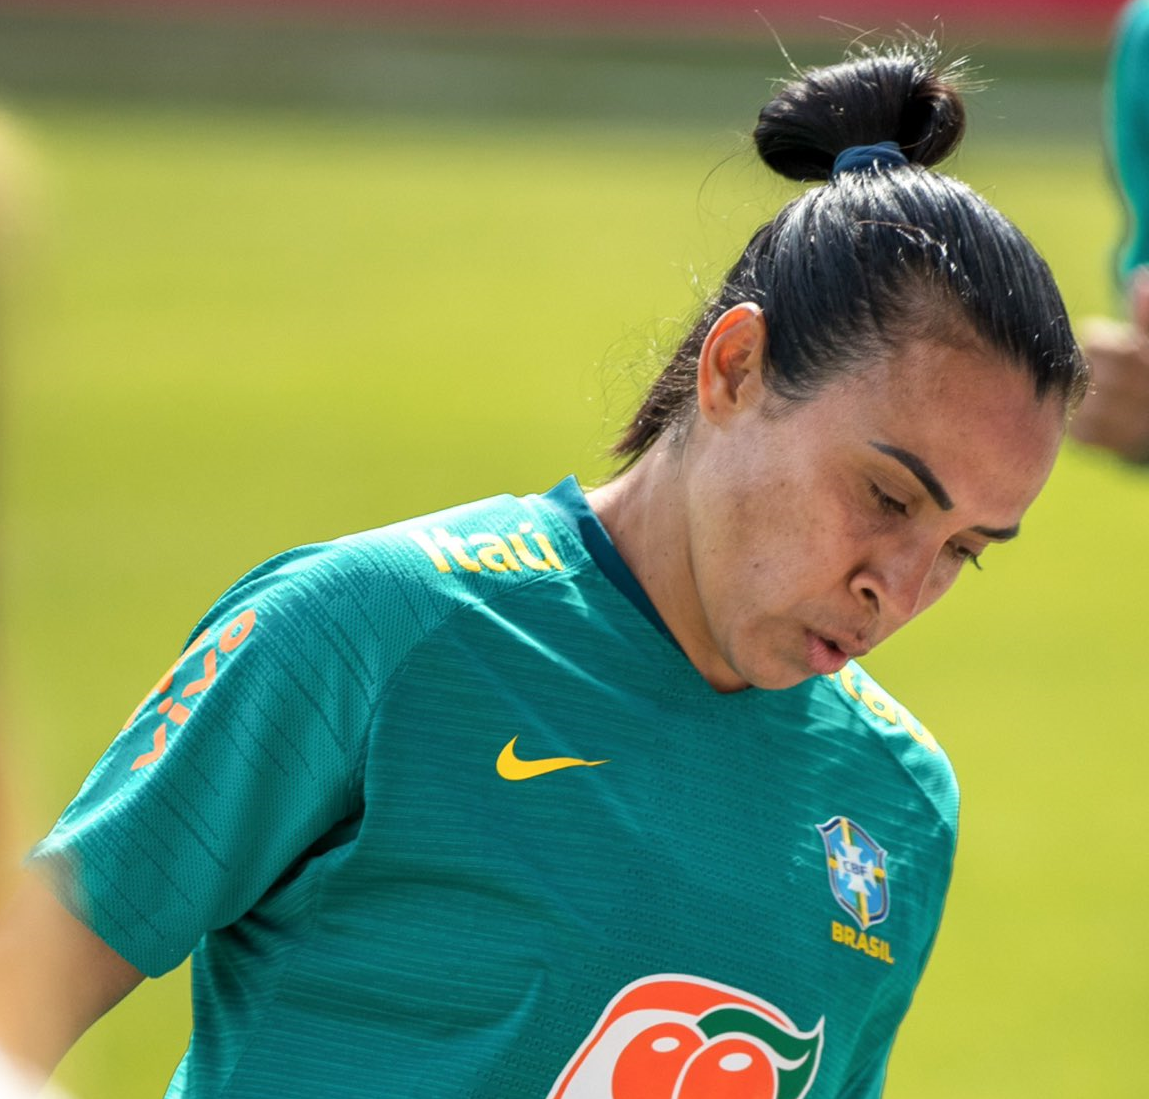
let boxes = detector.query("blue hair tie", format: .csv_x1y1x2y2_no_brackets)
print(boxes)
831,141,909,177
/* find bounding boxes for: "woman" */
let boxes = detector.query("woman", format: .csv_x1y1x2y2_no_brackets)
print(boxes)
1069,0,1149,462
0,40,1086,1099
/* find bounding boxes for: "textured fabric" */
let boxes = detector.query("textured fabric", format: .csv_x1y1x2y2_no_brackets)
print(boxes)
31,478,959,1099
1110,0,1149,279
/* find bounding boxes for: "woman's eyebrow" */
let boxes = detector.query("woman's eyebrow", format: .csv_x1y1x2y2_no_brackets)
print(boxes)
972,522,1021,542
869,441,1022,541
869,441,953,510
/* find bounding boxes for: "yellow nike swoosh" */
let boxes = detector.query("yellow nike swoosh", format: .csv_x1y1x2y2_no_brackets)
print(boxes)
496,735,609,781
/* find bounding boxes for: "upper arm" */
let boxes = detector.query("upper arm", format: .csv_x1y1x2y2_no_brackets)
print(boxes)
26,536,426,978
0,871,144,1083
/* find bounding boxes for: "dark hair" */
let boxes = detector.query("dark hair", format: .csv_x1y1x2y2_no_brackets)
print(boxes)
614,39,1089,465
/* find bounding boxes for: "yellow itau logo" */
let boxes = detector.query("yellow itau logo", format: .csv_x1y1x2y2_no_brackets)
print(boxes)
411,522,564,574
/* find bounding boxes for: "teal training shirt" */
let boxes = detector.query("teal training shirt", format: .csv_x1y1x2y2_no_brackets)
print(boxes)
31,478,958,1099
1110,0,1149,279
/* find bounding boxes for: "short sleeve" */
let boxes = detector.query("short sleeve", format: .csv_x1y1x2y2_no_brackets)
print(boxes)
28,536,420,977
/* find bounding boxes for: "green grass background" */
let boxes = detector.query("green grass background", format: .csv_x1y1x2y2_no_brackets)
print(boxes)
1,11,1146,1098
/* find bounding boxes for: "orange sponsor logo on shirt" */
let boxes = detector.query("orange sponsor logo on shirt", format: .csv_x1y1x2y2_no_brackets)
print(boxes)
125,609,257,772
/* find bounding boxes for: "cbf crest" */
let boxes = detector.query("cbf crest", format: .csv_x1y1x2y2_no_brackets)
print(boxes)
817,817,889,930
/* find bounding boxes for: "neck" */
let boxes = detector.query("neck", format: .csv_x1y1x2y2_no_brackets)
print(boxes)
587,444,749,692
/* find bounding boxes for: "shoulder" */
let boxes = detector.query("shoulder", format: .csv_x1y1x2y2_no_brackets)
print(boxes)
192,488,589,662
387,488,583,585
809,662,958,827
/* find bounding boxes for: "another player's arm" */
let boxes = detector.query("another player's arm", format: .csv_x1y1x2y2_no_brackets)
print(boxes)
1072,270,1149,461
0,871,145,1084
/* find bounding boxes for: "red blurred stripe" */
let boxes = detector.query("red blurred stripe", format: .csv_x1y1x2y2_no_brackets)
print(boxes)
18,0,1128,36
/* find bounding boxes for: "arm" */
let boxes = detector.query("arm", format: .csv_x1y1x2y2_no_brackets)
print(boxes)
1068,1,1149,461
0,871,144,1085
11,538,398,1082
1070,268,1149,461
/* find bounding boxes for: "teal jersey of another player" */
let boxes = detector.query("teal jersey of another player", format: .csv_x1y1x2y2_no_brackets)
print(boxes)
1110,0,1149,279
31,478,958,1099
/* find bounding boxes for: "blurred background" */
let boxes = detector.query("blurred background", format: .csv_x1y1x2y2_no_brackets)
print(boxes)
0,0,1143,1095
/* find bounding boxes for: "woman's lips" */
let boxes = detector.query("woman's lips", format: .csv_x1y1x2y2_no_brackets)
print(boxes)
804,630,852,675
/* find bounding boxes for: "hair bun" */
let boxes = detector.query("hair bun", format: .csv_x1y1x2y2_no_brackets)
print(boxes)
754,40,967,183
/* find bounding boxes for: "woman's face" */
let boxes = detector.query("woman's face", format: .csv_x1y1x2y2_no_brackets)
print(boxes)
680,334,1066,692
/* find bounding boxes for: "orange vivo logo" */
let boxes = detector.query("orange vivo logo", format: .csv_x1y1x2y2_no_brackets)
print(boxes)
123,609,257,772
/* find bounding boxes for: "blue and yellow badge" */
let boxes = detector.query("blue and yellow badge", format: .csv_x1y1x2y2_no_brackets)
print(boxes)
817,817,890,930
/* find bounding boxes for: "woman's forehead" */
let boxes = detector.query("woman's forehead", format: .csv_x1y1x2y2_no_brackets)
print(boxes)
768,342,1064,498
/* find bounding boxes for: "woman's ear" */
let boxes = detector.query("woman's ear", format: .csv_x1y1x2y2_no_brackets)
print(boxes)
696,302,768,424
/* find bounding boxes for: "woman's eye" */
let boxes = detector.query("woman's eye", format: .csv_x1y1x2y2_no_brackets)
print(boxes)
869,483,907,516
950,544,984,571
